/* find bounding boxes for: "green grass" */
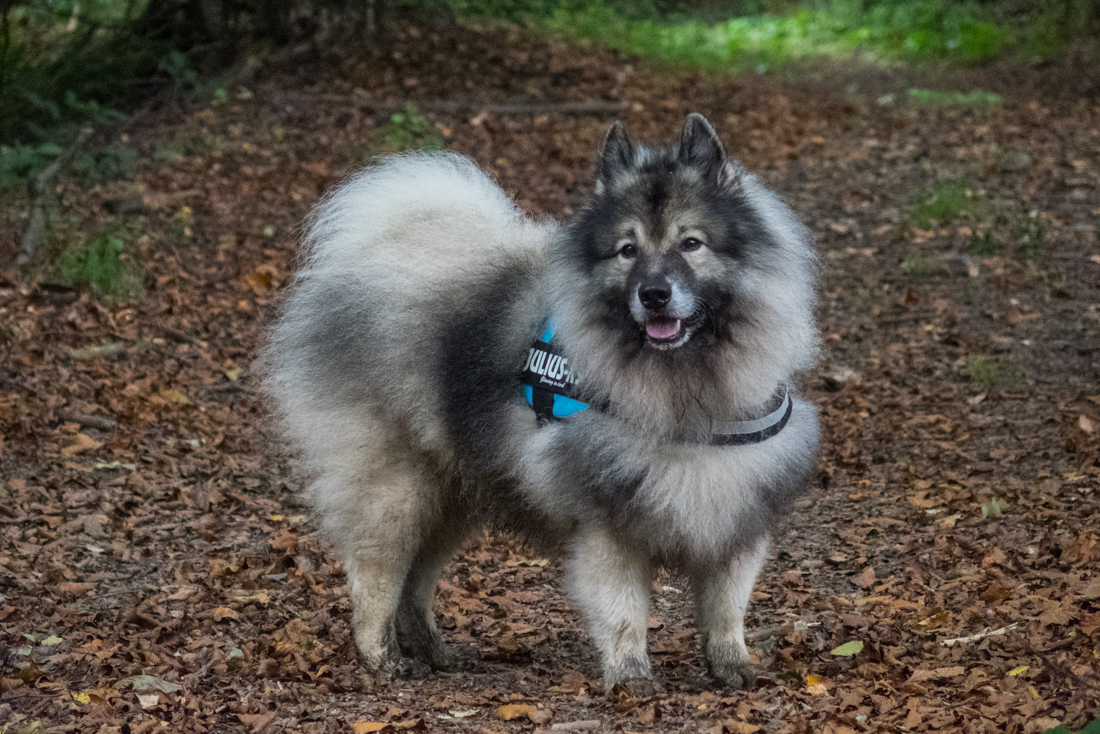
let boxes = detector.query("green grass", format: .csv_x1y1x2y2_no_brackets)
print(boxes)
380,104,443,152
530,0,1024,71
967,229,1001,255
900,249,935,276
1013,211,1046,255
53,233,143,300
912,179,983,228
964,208,1047,258
906,88,1002,107
965,354,1021,392
448,0,1094,74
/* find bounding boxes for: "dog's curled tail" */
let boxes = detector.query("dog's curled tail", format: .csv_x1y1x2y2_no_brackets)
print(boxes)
295,151,546,281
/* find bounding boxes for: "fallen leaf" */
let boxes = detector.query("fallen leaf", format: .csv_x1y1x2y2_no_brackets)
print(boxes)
69,342,128,360
238,711,277,733
351,723,392,734
117,675,181,694
907,666,966,683
830,640,864,656
212,606,240,622
1007,666,1029,676
137,693,160,709
853,566,876,589
530,709,554,725
229,589,271,605
58,582,94,597
448,710,478,718
725,723,761,734
496,704,536,721
806,674,829,695
159,388,191,404
61,433,101,457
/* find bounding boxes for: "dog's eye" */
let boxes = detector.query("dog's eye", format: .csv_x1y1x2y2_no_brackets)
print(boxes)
680,237,703,252
618,243,638,259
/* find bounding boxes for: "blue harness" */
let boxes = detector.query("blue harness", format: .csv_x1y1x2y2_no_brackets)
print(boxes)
520,320,590,423
519,319,793,446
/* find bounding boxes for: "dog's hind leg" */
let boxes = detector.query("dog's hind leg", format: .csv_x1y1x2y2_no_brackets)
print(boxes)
569,525,657,696
314,464,433,687
395,519,474,672
691,533,769,690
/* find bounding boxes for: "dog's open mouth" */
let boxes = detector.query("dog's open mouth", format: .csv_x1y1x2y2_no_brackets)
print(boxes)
644,315,691,350
645,317,682,342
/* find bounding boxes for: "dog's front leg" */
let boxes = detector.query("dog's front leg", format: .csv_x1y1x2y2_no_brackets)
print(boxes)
691,533,769,689
569,525,657,696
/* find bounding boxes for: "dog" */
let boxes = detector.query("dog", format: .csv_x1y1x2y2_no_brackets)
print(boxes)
260,113,820,694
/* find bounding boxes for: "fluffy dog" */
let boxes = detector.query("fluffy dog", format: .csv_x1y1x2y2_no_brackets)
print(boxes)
260,114,820,694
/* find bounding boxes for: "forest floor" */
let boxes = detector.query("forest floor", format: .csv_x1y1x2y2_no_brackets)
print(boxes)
2,22,1100,734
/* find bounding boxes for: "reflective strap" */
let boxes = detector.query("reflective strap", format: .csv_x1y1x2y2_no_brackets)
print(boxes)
710,388,792,447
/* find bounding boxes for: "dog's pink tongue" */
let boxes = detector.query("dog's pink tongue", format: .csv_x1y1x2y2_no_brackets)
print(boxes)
646,318,680,340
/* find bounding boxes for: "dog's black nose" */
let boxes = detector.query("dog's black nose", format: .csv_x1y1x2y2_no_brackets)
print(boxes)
639,276,672,310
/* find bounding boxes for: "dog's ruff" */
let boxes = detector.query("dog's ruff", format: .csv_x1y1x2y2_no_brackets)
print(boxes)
260,115,821,693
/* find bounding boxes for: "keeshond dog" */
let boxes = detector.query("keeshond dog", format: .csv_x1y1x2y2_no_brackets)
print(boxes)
260,114,820,695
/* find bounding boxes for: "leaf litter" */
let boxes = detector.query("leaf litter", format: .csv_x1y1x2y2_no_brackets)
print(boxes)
1,21,1099,734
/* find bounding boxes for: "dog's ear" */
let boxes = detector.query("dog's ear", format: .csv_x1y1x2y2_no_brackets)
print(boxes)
679,113,727,184
597,121,635,187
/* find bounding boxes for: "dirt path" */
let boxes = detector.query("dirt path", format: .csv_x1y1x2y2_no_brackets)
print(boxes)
1,24,1098,734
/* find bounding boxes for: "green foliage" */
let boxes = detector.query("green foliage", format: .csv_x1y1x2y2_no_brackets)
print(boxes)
532,0,1023,71
965,354,1020,392
0,141,61,191
906,88,1002,107
53,233,143,300
380,104,443,152
968,229,1000,255
900,249,934,276
981,496,1003,519
912,179,981,228
0,0,168,173
73,140,140,183
1013,211,1046,255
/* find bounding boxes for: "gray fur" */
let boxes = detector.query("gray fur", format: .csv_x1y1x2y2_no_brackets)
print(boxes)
259,117,820,692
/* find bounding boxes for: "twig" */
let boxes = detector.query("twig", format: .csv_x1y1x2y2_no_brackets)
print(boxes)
159,326,206,347
58,411,118,431
745,619,819,642
551,721,602,731
18,126,94,266
939,623,1019,647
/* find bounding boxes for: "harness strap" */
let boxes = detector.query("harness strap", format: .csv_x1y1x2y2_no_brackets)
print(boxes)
520,319,793,446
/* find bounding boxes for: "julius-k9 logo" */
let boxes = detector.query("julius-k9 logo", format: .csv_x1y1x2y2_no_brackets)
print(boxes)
522,342,579,391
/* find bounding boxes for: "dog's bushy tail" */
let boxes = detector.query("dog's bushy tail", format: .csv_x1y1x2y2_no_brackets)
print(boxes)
295,152,546,283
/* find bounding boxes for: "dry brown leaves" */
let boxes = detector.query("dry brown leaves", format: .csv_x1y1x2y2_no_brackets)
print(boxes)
1,20,1099,734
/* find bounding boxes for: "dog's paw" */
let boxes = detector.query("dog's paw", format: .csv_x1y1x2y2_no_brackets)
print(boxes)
433,645,477,673
710,661,756,690
394,656,433,680
358,655,433,690
610,677,663,699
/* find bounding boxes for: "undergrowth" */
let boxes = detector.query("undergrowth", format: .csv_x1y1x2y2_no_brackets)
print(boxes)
380,104,444,152
911,179,985,229
965,354,1021,392
52,233,143,300
449,0,1094,72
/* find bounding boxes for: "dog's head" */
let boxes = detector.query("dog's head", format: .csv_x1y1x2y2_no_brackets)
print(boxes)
556,114,817,411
